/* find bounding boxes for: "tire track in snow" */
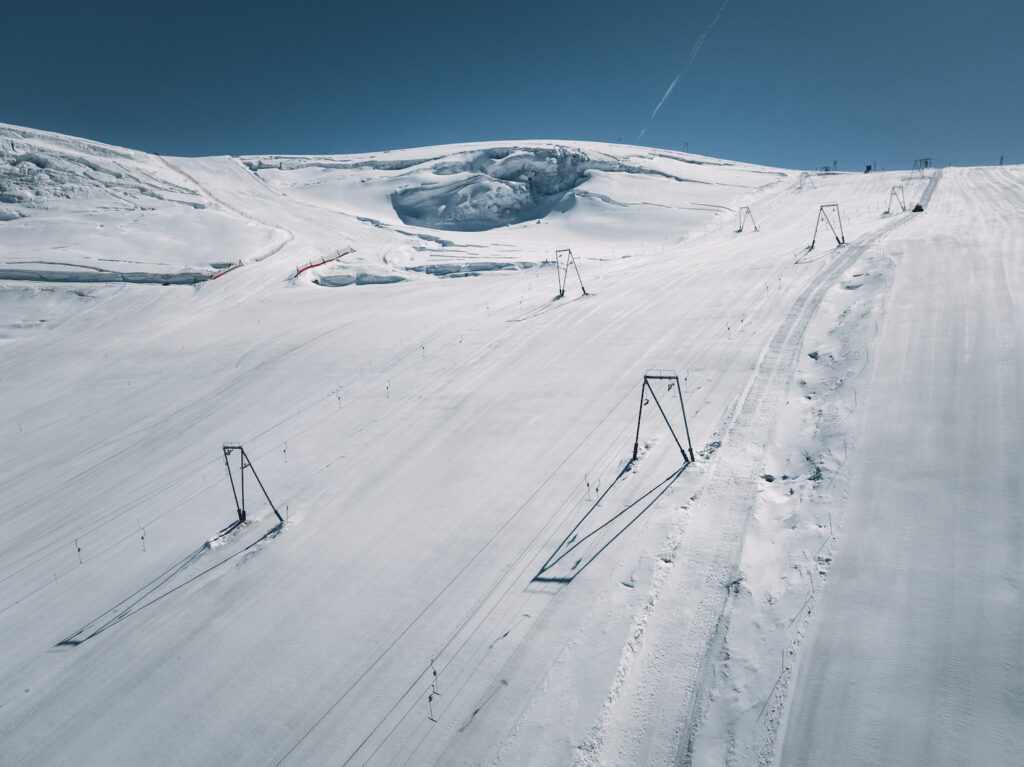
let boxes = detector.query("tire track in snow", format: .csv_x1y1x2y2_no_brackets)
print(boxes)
674,172,945,767
575,170,943,767
774,167,1024,767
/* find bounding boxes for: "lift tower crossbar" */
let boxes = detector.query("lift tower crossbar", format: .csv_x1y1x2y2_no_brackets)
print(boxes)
631,371,695,463
222,443,282,523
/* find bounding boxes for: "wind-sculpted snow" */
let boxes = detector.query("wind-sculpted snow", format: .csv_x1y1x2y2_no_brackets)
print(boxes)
0,124,282,278
0,263,210,284
241,145,623,232
240,140,784,252
385,145,781,231
1,125,204,210
389,146,601,230
3,129,788,285
241,155,433,173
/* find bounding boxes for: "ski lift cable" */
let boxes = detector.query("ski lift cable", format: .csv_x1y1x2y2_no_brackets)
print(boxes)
5,301,478,589
285,385,640,767
376,402,678,763
56,262,534,581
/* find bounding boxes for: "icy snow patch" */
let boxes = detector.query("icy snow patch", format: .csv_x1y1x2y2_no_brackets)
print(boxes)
389,147,599,231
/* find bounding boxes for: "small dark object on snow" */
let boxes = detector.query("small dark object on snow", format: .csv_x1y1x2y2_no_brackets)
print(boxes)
865,165,872,173
912,203,924,212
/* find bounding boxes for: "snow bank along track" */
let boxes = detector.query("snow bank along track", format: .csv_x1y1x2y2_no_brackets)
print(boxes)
577,170,943,767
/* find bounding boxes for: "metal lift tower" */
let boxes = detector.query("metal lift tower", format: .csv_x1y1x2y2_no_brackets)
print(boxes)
631,370,696,464
222,443,283,524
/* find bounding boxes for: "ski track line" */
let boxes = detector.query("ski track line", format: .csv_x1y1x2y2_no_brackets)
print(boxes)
153,154,295,268
574,170,943,767
422,181,821,766
424,170,874,766
671,165,942,761
3,261,549,614
311,223,768,765
277,274,715,765
745,168,946,766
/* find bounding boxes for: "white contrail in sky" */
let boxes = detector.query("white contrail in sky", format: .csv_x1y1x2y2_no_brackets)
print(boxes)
640,0,732,139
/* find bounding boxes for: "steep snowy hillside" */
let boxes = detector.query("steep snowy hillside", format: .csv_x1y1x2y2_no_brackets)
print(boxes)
1,123,1021,767
0,124,284,283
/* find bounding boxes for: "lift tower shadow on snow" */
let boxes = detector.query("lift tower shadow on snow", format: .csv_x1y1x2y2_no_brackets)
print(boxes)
54,522,285,648
531,465,686,584
554,248,587,298
222,443,282,524
532,371,695,584
809,203,845,250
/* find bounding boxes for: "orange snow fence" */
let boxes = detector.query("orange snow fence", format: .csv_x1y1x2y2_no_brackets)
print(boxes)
211,262,243,280
294,249,354,277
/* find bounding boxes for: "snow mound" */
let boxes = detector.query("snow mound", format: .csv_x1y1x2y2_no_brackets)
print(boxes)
406,259,534,277
311,265,407,286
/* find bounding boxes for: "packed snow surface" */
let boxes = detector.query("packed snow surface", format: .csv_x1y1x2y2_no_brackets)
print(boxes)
1,122,1021,766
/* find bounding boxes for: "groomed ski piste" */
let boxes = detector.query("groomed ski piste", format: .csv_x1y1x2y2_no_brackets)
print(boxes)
1,122,1021,766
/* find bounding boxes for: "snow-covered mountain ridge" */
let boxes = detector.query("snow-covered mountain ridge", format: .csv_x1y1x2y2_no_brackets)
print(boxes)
2,123,785,284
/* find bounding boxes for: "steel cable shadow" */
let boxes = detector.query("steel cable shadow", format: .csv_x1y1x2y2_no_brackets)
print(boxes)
508,291,592,323
533,464,687,584
794,244,844,265
56,521,283,647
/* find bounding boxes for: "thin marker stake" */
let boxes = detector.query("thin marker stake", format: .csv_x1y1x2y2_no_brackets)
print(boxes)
431,660,441,695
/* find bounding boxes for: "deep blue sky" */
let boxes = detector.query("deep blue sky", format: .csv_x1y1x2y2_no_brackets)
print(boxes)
3,0,1021,169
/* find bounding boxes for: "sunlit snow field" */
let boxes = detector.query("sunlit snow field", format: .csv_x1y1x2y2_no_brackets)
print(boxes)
2,123,1021,766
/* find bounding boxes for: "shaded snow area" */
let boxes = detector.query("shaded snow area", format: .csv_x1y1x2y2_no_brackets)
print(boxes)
2,122,1022,767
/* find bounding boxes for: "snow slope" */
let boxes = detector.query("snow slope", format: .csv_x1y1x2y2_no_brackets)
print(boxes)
1,123,1021,767
777,166,1024,767
0,124,285,283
